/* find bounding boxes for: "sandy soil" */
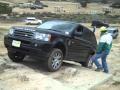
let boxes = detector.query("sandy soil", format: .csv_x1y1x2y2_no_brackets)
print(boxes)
12,2,105,14
0,23,120,90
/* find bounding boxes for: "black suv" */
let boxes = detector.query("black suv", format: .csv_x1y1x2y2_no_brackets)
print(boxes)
107,27,119,39
4,20,97,72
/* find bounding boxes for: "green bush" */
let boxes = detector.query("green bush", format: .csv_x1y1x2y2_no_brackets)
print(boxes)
80,1,87,7
101,0,108,4
0,2,12,15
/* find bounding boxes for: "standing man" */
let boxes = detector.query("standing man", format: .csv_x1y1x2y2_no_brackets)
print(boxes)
91,26,113,73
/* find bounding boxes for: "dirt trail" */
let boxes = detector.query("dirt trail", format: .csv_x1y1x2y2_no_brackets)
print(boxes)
0,55,112,90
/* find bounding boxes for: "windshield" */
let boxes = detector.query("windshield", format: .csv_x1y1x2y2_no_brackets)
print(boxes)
37,21,76,32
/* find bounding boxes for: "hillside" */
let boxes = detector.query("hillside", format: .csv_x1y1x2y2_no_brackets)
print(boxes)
0,0,119,3
0,0,28,3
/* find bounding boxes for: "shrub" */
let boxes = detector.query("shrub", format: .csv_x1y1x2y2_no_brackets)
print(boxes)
80,1,87,8
101,0,108,4
0,2,12,15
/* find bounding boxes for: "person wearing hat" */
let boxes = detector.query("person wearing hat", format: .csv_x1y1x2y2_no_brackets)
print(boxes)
91,26,113,73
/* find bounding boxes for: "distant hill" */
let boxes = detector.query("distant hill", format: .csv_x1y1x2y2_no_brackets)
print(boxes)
76,0,120,3
0,0,119,3
0,0,28,3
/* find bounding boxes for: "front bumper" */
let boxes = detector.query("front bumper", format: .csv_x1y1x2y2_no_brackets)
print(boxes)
4,35,53,58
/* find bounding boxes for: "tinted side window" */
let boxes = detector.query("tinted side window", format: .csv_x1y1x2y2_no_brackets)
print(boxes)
84,28,97,48
75,25,83,34
82,27,91,40
113,30,116,33
82,27,96,43
74,26,97,48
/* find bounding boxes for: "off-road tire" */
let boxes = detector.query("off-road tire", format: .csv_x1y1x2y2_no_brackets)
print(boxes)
113,36,118,39
80,55,93,67
8,51,25,62
46,49,63,72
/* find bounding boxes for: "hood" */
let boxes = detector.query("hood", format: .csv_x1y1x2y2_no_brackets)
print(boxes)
12,26,71,37
12,26,36,32
36,28,71,37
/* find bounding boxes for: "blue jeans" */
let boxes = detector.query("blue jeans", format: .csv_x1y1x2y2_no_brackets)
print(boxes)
91,51,108,72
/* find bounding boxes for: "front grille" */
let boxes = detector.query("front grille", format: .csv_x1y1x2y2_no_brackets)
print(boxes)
14,30,34,40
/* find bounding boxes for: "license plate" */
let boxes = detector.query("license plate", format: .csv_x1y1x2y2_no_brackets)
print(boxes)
12,40,21,47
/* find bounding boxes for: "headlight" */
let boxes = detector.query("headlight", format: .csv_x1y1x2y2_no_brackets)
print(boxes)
9,28,14,35
34,32,51,41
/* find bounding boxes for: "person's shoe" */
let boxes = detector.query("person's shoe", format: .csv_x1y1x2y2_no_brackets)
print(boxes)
88,65,92,69
103,70,109,73
87,61,93,69
95,68,103,72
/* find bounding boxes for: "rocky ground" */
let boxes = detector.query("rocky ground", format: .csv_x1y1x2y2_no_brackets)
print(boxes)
0,23,120,90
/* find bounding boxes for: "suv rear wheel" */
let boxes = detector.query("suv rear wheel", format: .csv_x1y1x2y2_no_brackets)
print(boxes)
46,49,63,72
80,55,93,68
8,51,25,62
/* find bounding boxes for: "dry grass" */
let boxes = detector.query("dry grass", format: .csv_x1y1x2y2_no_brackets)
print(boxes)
11,1,120,15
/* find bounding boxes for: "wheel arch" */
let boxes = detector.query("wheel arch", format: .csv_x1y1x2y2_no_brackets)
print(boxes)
52,41,67,58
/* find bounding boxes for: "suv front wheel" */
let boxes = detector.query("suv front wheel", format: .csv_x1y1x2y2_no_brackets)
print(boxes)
46,49,63,72
8,51,25,62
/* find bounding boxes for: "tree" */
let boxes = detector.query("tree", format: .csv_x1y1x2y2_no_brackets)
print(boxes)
101,0,108,4
35,0,41,5
28,0,33,3
80,1,87,7
110,2,120,8
76,0,88,8
0,3,12,15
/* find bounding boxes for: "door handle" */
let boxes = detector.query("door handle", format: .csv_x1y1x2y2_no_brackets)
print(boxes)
72,41,74,44
68,40,74,46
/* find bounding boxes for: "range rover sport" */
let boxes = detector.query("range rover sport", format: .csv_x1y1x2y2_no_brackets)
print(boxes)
4,20,97,72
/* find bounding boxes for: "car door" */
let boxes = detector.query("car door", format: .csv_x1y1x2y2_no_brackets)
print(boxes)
67,25,90,62
114,30,119,37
